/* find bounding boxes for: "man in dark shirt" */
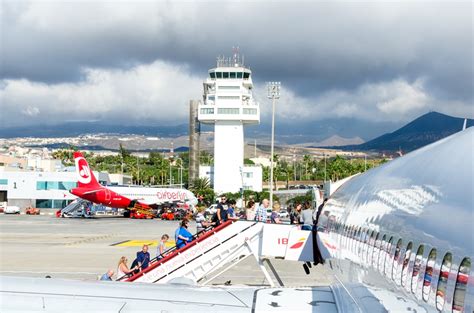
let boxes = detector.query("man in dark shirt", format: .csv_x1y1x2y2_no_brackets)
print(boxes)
216,196,228,224
136,244,151,270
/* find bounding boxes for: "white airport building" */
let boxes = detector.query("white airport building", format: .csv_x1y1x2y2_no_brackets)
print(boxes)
0,154,129,210
198,52,262,193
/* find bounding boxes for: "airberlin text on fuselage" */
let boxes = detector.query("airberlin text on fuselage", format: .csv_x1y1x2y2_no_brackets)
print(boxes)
156,191,187,201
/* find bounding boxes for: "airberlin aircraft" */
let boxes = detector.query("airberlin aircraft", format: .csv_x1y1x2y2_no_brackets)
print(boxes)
69,152,197,210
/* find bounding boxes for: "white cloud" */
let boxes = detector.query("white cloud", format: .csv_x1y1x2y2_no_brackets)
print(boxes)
255,77,471,122
0,60,202,127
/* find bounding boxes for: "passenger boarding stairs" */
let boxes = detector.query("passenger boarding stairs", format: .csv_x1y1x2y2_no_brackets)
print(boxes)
60,199,90,218
120,220,316,286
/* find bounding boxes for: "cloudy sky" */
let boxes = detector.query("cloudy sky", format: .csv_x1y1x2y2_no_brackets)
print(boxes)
0,0,472,130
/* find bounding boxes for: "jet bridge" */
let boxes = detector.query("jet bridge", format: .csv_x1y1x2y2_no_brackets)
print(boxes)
122,220,315,286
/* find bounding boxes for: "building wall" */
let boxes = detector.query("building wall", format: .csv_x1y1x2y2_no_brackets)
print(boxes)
213,121,244,193
199,165,262,192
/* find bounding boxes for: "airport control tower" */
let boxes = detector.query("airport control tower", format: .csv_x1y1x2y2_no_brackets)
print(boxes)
198,50,261,193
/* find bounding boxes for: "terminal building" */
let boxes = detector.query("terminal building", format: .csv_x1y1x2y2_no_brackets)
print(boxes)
198,52,262,193
0,154,129,210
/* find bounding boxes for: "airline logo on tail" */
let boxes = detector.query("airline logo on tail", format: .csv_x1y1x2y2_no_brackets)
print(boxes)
75,155,92,184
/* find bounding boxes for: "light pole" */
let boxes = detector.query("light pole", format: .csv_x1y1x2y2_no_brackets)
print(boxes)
176,158,184,188
267,81,280,209
324,154,327,182
239,166,244,210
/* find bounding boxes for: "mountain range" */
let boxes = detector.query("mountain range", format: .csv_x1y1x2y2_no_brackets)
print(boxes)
332,112,473,152
0,112,471,153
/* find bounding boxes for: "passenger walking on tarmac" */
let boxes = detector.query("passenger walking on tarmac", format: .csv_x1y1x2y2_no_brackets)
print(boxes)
270,202,282,224
176,218,193,249
132,244,151,271
255,199,269,223
213,195,228,225
100,269,114,281
116,256,137,280
246,201,256,221
157,234,170,259
300,202,314,230
195,207,210,234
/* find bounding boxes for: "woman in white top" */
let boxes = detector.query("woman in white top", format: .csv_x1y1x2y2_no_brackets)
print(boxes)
246,201,256,221
116,256,136,281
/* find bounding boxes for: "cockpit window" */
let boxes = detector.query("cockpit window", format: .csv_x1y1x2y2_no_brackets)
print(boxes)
422,248,437,302
436,252,452,311
392,239,403,281
411,245,424,294
401,242,413,287
452,257,470,313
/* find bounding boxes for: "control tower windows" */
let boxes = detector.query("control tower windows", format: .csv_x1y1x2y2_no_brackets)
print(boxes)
243,72,250,79
237,72,243,79
230,72,236,79
218,108,239,114
216,72,222,78
210,72,216,79
223,72,229,79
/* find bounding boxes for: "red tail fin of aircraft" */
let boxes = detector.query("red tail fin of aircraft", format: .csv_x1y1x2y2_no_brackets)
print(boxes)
73,152,101,188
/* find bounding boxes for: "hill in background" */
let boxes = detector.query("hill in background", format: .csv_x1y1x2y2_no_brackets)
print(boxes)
334,112,473,152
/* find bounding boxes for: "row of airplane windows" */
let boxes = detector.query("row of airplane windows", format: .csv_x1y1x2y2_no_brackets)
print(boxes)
331,222,470,312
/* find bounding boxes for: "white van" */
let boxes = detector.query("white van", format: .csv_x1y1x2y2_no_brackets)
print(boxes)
5,206,20,214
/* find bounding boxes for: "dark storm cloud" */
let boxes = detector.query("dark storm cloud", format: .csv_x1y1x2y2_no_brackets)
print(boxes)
0,0,472,127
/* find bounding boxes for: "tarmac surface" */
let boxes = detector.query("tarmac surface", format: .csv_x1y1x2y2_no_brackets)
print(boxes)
0,214,334,287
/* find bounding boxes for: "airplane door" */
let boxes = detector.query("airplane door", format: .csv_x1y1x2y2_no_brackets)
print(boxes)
105,189,111,204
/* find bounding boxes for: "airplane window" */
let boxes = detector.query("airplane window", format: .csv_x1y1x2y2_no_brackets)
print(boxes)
350,226,357,252
411,245,425,294
367,230,376,265
435,252,452,311
385,236,394,276
452,257,470,313
372,232,380,268
361,229,370,259
422,248,437,302
378,234,387,272
401,242,413,287
392,239,403,281
356,227,363,256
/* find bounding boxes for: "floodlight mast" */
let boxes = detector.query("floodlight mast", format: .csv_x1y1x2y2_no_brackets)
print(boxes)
267,82,280,210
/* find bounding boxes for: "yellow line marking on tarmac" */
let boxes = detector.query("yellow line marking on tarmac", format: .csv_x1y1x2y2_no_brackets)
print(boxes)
112,240,176,247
